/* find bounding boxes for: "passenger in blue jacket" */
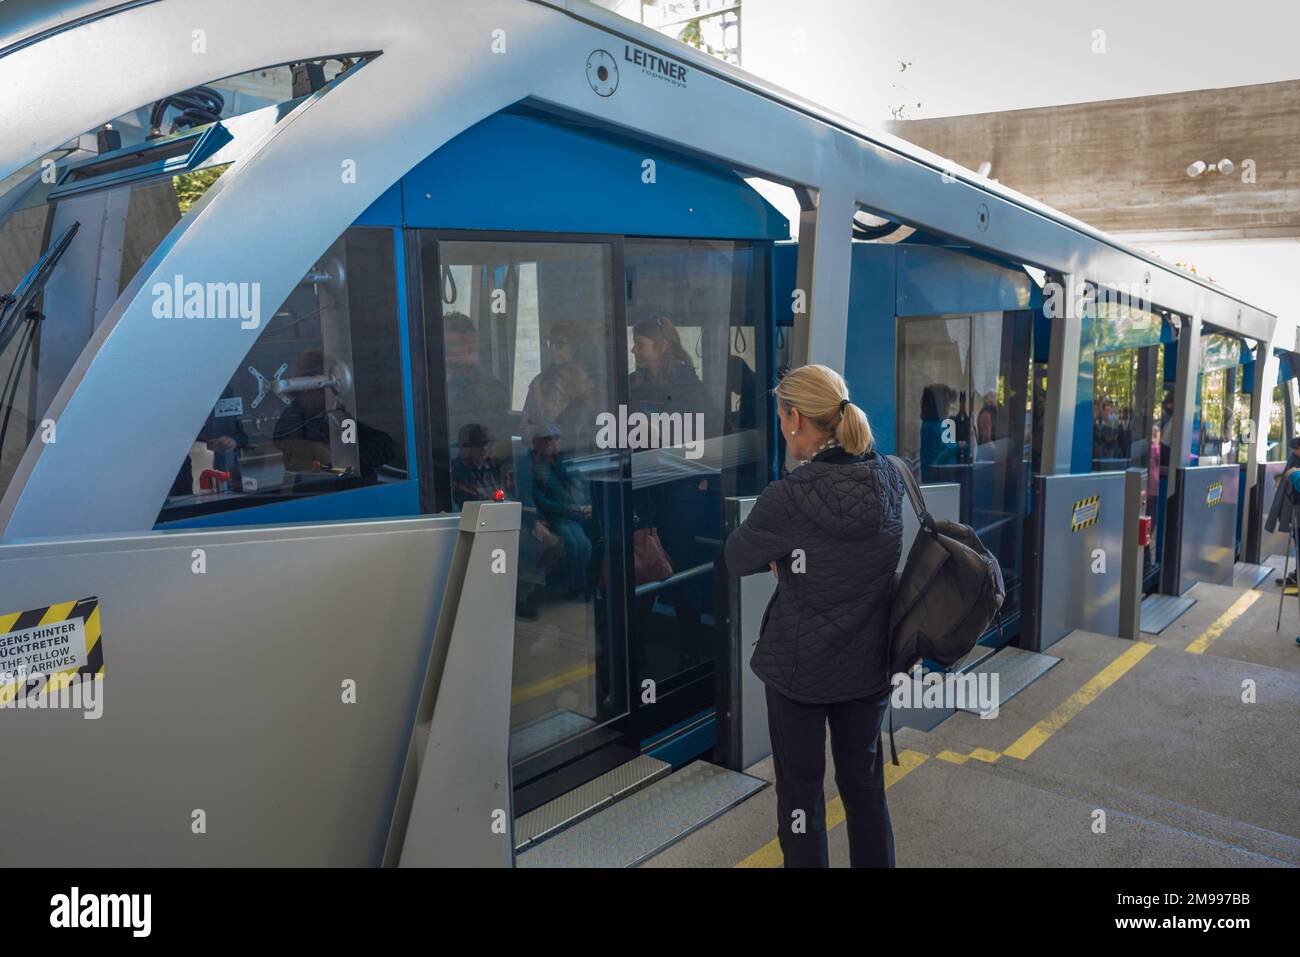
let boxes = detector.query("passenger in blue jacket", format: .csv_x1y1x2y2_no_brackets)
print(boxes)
723,363,905,867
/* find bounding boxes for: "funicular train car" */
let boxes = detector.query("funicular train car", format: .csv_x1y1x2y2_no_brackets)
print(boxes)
0,0,1279,865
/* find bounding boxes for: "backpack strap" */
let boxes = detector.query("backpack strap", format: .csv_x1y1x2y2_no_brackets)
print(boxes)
888,698,900,767
886,454,935,532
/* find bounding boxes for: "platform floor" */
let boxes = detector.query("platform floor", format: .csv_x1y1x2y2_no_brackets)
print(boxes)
640,567,1300,867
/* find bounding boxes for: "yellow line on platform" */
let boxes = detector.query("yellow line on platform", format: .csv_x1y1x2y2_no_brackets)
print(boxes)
1185,590,1260,655
730,611,1250,868
734,748,928,868
1001,641,1154,760
936,640,1156,766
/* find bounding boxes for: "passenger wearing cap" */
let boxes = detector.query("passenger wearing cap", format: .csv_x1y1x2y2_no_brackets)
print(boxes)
451,422,504,508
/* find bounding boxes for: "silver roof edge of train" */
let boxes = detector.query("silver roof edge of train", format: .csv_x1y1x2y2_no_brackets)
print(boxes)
539,0,1279,333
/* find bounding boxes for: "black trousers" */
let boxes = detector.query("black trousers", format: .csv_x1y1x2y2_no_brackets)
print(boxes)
764,683,895,868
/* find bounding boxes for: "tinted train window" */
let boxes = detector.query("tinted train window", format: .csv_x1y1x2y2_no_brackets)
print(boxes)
896,311,1031,615
420,236,630,747
154,227,408,526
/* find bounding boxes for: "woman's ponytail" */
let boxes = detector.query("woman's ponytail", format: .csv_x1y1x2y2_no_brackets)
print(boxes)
835,401,873,456
773,364,875,456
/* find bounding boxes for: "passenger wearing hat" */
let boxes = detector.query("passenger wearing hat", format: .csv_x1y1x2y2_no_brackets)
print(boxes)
451,422,504,508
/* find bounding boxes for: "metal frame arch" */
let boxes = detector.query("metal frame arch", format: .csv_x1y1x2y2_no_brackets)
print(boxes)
0,0,866,540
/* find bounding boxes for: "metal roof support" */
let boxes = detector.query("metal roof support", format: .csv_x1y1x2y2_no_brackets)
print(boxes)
1158,308,1204,596
790,185,853,371
1040,272,1083,476
1243,330,1282,562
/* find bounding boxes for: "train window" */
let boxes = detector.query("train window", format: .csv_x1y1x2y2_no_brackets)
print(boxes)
897,311,1031,614
0,164,230,506
624,238,770,685
416,235,771,760
154,227,408,526
422,236,627,749
1230,364,1252,466
1267,383,1286,462
1091,346,1161,473
1092,351,1137,471
1198,368,1230,465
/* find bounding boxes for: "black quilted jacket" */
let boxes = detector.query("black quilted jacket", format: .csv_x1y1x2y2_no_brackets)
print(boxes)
723,446,905,703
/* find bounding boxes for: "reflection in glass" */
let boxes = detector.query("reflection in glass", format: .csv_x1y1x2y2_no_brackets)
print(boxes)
155,227,407,524
429,239,625,768
896,311,1031,615
623,238,769,692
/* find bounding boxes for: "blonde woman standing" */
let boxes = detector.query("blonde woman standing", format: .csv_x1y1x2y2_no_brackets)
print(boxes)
724,364,905,867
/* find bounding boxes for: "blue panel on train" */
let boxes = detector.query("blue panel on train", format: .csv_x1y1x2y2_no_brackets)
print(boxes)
397,111,789,240
155,480,422,531
773,241,797,327
845,244,897,455
895,245,1035,316
1072,312,1096,475
354,181,403,226
1241,357,1255,393
1278,349,1300,384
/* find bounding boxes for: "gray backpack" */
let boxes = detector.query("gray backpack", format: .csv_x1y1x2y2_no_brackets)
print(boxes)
884,456,1006,761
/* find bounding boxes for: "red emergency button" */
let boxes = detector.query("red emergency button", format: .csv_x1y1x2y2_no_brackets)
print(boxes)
494,488,506,502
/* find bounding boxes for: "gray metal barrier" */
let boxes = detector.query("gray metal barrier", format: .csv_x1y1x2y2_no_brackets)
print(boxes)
1161,464,1240,595
718,497,776,772
1024,471,1127,651
1248,461,1291,565
717,482,960,771
0,502,520,867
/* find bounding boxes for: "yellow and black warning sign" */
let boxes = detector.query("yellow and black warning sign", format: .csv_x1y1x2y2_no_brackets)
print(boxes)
1071,494,1101,532
0,597,103,704
1206,481,1224,507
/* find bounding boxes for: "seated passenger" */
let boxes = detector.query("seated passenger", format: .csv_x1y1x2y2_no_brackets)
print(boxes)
530,423,593,601
444,311,510,458
628,315,708,429
522,320,597,453
451,423,504,507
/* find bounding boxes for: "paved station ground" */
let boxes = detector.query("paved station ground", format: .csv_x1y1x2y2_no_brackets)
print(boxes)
642,564,1300,868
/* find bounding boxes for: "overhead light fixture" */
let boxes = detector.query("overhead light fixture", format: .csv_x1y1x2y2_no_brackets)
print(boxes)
1187,158,1234,177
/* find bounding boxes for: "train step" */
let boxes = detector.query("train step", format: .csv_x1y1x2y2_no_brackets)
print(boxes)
1140,593,1197,634
514,753,671,852
1232,561,1274,589
956,646,1061,714
515,760,766,867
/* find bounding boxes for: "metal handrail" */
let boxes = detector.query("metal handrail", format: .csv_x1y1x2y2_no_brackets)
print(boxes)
634,561,714,598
